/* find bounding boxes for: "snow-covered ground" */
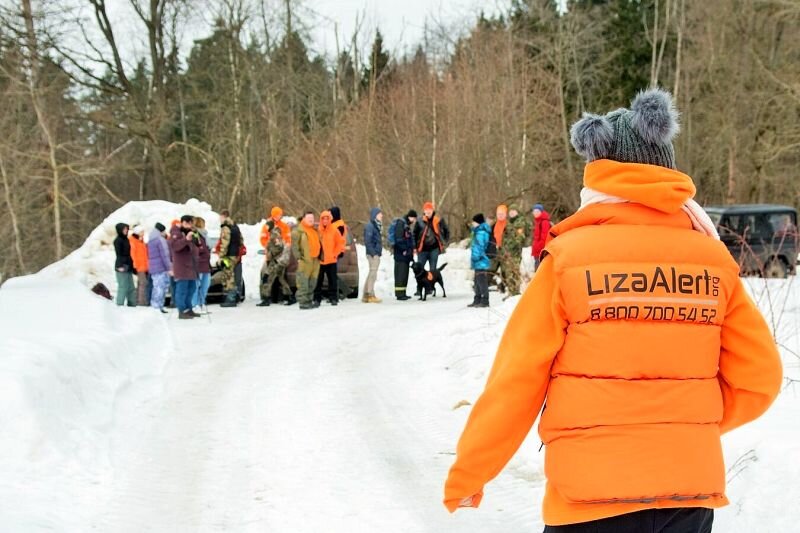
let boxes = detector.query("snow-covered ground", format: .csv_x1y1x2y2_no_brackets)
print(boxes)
1,200,798,532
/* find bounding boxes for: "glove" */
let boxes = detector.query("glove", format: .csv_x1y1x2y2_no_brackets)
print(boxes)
220,257,232,269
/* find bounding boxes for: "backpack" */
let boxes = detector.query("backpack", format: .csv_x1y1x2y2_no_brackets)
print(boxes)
387,218,404,247
486,230,498,260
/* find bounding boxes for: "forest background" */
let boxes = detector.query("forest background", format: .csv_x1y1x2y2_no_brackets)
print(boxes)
1,0,798,278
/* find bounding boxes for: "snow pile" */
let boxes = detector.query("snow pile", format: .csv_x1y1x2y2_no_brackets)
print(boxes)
38,199,219,289
0,277,172,528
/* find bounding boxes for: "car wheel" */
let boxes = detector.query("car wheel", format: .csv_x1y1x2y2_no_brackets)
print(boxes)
764,258,788,279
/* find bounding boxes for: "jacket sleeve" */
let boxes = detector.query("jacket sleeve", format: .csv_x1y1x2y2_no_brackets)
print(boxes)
441,218,450,244
471,230,488,264
219,226,231,257
334,231,346,258
292,229,304,262
161,238,172,271
260,225,269,248
113,238,123,267
444,257,567,512
718,280,783,434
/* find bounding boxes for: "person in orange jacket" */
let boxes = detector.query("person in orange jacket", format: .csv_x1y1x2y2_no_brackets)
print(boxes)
129,226,149,306
314,210,346,306
261,206,291,247
444,89,783,532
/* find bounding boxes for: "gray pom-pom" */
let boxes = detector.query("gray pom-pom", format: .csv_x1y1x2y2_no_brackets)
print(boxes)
570,113,613,161
630,88,680,144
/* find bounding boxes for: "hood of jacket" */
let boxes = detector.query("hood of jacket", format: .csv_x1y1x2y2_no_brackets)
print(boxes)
370,207,382,223
584,159,696,214
330,206,342,222
115,223,129,237
320,210,333,228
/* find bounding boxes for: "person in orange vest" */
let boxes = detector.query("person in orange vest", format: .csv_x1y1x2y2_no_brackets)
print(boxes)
129,225,149,306
444,89,782,532
265,206,291,245
413,201,450,295
314,210,346,306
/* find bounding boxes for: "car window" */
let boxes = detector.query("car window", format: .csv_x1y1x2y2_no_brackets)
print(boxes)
768,213,798,238
718,215,739,238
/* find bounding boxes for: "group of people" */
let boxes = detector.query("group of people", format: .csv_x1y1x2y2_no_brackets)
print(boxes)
112,199,551,315
113,210,244,319
466,203,551,308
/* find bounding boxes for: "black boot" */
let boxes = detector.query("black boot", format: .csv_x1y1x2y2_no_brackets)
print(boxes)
284,294,297,306
220,290,238,308
256,299,271,307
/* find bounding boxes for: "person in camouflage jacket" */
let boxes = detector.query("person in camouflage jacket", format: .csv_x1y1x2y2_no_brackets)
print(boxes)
258,220,294,306
497,205,529,296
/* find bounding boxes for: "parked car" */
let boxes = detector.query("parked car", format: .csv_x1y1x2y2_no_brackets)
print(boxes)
261,224,360,301
705,204,798,278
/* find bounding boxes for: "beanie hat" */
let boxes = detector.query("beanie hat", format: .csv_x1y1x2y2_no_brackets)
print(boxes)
496,204,508,214
472,213,486,225
423,201,435,211
180,214,194,223
155,222,166,232
271,206,283,219
570,88,680,169
508,204,520,213
132,225,145,235
533,203,544,212
170,219,180,227
407,209,418,219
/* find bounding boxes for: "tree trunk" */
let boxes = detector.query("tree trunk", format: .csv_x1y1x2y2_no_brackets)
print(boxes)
0,153,26,272
21,0,63,260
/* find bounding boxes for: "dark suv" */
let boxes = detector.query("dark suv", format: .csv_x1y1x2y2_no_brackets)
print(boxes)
705,204,798,278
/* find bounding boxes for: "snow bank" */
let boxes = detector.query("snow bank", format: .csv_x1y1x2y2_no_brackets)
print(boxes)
0,278,172,528
38,199,219,289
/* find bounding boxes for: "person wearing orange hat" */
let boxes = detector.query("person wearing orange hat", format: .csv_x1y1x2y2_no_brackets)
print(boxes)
314,210,346,306
444,89,782,531
412,201,450,295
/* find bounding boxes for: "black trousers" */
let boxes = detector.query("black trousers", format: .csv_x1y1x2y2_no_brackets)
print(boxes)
314,263,338,303
473,270,489,304
544,508,713,533
394,260,410,298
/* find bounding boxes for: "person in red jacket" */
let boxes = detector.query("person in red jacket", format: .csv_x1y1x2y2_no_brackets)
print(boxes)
531,203,551,271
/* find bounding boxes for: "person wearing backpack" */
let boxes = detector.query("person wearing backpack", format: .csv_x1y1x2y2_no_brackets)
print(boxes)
389,210,418,301
469,213,491,308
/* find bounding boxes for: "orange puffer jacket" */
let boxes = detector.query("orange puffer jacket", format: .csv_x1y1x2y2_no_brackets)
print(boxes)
319,211,345,265
129,235,148,274
444,160,783,526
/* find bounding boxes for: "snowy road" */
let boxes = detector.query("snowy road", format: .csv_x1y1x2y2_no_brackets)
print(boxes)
92,294,543,532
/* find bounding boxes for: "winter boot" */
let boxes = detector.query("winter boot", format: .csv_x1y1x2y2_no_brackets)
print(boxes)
178,311,195,320
367,295,382,304
284,294,297,306
256,299,271,307
220,290,238,308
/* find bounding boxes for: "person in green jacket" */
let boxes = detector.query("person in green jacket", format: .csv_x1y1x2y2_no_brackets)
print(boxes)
292,211,322,310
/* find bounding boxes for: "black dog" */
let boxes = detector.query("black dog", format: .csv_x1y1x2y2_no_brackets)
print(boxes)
412,262,448,301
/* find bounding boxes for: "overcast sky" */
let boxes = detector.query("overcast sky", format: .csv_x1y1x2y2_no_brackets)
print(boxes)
307,0,505,58
99,0,506,65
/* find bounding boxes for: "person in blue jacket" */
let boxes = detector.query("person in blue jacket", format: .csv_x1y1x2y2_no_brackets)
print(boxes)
469,213,491,308
363,207,383,303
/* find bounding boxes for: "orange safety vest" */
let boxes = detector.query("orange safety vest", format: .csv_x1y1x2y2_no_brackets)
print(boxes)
417,215,443,253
